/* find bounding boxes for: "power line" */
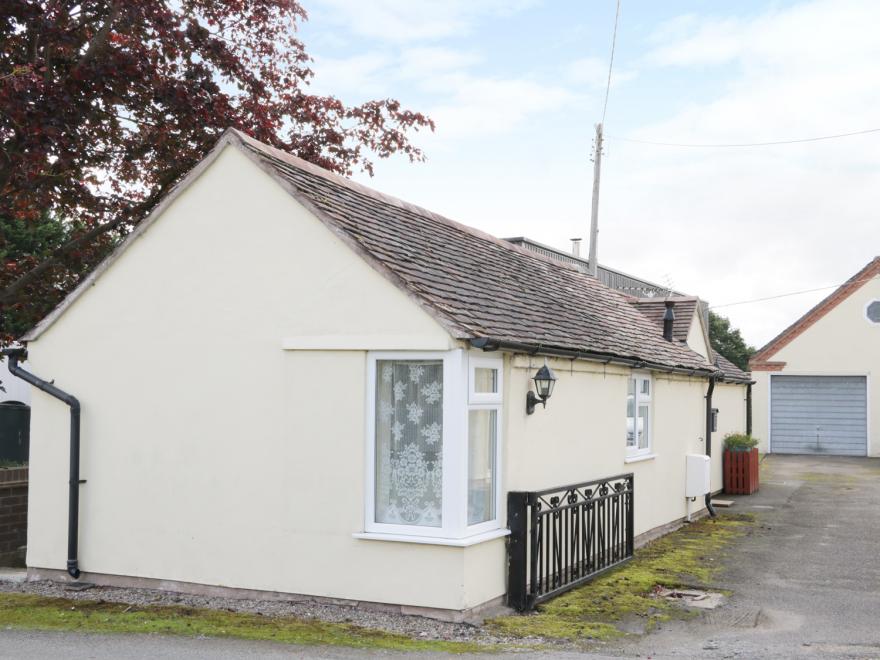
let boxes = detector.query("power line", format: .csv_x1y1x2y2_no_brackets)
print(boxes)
608,126,880,148
710,275,880,310
601,0,622,125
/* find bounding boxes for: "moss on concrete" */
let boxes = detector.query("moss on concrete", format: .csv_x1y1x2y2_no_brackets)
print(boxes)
488,514,754,643
0,592,488,653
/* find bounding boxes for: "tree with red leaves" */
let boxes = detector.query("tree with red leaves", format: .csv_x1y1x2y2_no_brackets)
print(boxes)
0,1,433,339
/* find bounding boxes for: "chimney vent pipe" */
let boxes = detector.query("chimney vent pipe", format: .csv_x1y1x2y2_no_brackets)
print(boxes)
570,238,582,258
663,300,676,341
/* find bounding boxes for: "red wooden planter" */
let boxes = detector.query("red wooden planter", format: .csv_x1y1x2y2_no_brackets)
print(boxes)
723,448,759,495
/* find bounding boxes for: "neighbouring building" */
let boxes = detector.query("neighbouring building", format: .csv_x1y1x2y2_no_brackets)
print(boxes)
750,257,880,456
17,129,750,617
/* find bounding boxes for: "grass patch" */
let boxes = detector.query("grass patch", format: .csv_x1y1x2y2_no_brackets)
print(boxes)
0,592,487,653
0,460,27,468
488,513,754,642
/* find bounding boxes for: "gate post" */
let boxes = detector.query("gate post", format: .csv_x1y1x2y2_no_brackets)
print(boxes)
507,491,529,611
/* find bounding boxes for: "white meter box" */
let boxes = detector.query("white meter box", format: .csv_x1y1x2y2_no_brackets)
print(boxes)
685,454,711,497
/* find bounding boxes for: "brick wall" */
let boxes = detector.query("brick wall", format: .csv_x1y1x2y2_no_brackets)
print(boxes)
0,467,27,566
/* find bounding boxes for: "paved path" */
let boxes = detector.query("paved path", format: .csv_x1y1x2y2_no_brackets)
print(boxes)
614,454,880,659
3,455,880,658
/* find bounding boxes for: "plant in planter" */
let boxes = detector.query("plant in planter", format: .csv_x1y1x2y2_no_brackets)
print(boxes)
723,434,760,495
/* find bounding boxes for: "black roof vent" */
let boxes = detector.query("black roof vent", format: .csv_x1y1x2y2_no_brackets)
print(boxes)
662,301,676,341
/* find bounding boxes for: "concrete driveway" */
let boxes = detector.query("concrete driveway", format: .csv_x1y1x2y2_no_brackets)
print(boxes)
617,454,880,659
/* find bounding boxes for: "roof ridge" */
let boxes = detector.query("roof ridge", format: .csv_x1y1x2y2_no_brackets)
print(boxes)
633,296,700,303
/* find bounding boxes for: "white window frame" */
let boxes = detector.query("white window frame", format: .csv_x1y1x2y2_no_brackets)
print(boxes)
466,355,503,535
364,350,503,540
626,373,653,458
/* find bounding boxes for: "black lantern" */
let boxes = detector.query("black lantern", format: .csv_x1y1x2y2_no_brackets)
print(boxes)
526,364,557,414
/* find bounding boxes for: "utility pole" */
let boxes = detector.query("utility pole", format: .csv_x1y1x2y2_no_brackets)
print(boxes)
587,122,603,278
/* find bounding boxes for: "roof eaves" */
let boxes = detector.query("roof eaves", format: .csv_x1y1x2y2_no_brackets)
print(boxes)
470,336,716,377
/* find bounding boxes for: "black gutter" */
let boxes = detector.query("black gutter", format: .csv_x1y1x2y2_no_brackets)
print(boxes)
469,337,721,380
704,376,717,518
2,347,82,579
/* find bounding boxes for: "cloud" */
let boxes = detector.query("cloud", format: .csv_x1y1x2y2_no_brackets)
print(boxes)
397,47,481,80
309,52,393,97
426,74,574,139
308,47,576,142
566,56,636,88
602,0,880,345
308,0,540,43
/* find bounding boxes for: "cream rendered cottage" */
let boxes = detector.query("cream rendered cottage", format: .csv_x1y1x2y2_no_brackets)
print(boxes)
16,130,749,618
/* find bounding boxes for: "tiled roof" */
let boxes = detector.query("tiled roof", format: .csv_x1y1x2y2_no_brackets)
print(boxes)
713,353,751,382
631,297,699,343
234,131,713,373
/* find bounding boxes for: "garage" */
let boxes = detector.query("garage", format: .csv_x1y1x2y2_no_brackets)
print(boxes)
770,375,867,456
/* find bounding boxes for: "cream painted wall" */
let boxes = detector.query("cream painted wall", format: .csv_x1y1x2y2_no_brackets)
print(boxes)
752,371,771,454
24,142,749,613
751,276,880,456
26,145,479,610
713,383,748,485
502,356,740,535
686,314,710,361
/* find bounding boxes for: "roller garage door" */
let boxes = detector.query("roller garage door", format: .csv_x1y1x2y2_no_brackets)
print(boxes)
770,376,867,456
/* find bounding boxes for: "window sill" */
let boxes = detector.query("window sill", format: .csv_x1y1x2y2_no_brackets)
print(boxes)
624,453,657,464
353,528,510,547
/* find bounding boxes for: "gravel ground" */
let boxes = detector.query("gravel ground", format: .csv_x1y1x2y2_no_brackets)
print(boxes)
0,575,528,647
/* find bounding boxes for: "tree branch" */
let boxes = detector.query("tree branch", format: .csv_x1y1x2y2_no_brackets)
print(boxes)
75,2,120,71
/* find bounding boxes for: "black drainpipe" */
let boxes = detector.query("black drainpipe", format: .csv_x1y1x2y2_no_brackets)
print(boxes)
704,376,717,518
746,383,753,436
2,347,82,579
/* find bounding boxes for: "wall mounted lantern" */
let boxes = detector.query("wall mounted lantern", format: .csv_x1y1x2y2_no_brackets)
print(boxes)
526,365,557,414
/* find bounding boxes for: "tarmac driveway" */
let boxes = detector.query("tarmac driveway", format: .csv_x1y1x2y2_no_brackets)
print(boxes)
618,454,880,659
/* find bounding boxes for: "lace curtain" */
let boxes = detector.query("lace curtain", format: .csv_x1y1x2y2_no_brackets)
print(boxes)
375,360,443,527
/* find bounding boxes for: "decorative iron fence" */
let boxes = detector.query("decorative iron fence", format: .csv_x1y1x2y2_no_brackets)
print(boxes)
507,473,634,611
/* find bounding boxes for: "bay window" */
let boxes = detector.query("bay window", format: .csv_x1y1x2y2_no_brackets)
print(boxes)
364,350,503,541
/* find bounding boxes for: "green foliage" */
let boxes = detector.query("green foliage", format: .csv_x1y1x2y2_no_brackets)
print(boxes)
0,460,28,468
723,433,759,452
0,215,110,340
0,215,68,262
488,514,754,643
0,593,485,654
708,312,756,371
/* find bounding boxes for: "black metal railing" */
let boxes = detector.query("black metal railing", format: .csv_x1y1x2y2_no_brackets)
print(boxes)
507,473,634,611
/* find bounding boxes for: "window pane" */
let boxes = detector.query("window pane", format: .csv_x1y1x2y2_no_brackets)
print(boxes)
375,360,443,527
640,379,650,396
626,388,636,447
468,409,497,525
473,367,498,393
637,404,650,450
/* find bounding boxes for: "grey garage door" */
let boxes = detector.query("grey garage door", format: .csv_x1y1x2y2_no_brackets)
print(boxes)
770,376,867,456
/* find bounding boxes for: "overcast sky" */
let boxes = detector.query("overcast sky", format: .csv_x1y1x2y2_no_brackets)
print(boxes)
298,0,880,348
